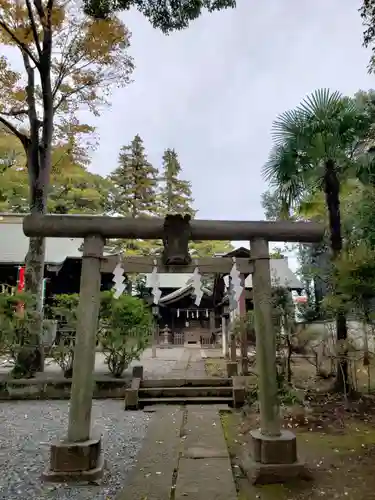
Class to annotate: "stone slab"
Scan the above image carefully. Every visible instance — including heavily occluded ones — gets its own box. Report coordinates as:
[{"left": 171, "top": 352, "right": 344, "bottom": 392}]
[
  {"left": 116, "top": 407, "right": 183, "bottom": 500},
  {"left": 175, "top": 457, "right": 237, "bottom": 500},
  {"left": 182, "top": 408, "right": 228, "bottom": 458}
]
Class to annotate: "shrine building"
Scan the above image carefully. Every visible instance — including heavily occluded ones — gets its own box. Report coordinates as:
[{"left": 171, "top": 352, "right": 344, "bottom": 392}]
[{"left": 144, "top": 247, "right": 303, "bottom": 346}]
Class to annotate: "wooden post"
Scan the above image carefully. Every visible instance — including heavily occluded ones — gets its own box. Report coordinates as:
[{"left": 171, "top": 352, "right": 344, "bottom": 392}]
[
  {"left": 67, "top": 235, "right": 104, "bottom": 443},
  {"left": 240, "top": 322, "right": 248, "bottom": 375},
  {"left": 152, "top": 324, "right": 158, "bottom": 358},
  {"left": 250, "top": 238, "right": 280, "bottom": 437},
  {"left": 230, "top": 317, "right": 237, "bottom": 362},
  {"left": 239, "top": 274, "right": 248, "bottom": 375},
  {"left": 222, "top": 316, "right": 228, "bottom": 357},
  {"left": 209, "top": 310, "right": 215, "bottom": 333}
]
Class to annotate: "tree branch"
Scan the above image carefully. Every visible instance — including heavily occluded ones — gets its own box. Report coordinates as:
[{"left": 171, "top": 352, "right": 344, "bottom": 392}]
[
  {"left": 1, "top": 110, "right": 29, "bottom": 118},
  {"left": 52, "top": 84, "right": 92, "bottom": 115},
  {"left": 25, "top": 0, "right": 42, "bottom": 59},
  {"left": 0, "top": 20, "right": 39, "bottom": 67},
  {"left": 0, "top": 115, "right": 29, "bottom": 147}
]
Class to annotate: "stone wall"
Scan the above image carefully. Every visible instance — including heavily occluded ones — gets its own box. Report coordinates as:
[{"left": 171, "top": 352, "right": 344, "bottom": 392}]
[{"left": 300, "top": 320, "right": 375, "bottom": 356}]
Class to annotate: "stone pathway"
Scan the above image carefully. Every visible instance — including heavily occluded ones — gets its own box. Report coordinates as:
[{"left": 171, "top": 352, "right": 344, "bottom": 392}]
[
  {"left": 116, "top": 406, "right": 237, "bottom": 500},
  {"left": 168, "top": 347, "right": 207, "bottom": 379},
  {"left": 116, "top": 348, "right": 237, "bottom": 499}
]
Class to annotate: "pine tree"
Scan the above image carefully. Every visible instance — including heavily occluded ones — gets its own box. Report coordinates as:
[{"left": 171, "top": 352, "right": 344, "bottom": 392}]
[
  {"left": 157, "top": 147, "right": 233, "bottom": 258},
  {"left": 108, "top": 134, "right": 160, "bottom": 261},
  {"left": 158, "top": 148, "right": 195, "bottom": 216},
  {"left": 109, "top": 134, "right": 158, "bottom": 217}
]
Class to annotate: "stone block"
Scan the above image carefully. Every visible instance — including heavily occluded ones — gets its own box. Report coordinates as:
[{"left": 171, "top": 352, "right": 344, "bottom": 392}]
[
  {"left": 226, "top": 361, "right": 238, "bottom": 377},
  {"left": 241, "top": 430, "right": 312, "bottom": 485},
  {"left": 43, "top": 437, "right": 104, "bottom": 482},
  {"left": 232, "top": 376, "right": 246, "bottom": 408},
  {"left": 124, "top": 387, "right": 139, "bottom": 410},
  {"left": 132, "top": 365, "right": 143, "bottom": 379},
  {"left": 251, "top": 429, "right": 297, "bottom": 464}
]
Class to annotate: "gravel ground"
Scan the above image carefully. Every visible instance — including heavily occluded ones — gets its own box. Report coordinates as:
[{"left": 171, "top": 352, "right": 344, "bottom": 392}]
[
  {"left": 0, "top": 401, "right": 151, "bottom": 500},
  {"left": 0, "top": 347, "right": 186, "bottom": 379}
]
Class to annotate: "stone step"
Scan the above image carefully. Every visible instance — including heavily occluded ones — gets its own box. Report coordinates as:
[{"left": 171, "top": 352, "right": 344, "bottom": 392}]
[
  {"left": 141, "top": 378, "right": 232, "bottom": 388},
  {"left": 139, "top": 386, "right": 232, "bottom": 398},
  {"left": 138, "top": 396, "right": 233, "bottom": 406}
]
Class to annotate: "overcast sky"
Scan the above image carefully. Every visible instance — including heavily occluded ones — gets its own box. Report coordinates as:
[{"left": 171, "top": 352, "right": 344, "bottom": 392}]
[{"left": 91, "top": 0, "right": 373, "bottom": 225}]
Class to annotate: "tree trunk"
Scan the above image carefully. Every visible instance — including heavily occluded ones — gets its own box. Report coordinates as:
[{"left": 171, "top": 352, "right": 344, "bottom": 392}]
[
  {"left": 14, "top": 19, "right": 54, "bottom": 377},
  {"left": 13, "top": 169, "right": 47, "bottom": 377},
  {"left": 323, "top": 159, "right": 349, "bottom": 393}
]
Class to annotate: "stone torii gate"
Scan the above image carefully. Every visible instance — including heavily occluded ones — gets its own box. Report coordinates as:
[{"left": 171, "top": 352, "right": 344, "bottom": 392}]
[{"left": 23, "top": 214, "right": 323, "bottom": 483}]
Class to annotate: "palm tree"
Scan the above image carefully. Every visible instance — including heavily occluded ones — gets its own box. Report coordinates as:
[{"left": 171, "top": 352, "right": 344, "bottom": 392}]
[{"left": 263, "top": 89, "right": 372, "bottom": 393}]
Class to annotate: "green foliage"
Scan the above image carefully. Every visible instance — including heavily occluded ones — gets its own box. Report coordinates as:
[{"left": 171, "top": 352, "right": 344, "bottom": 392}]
[
  {"left": 0, "top": 124, "right": 113, "bottom": 214},
  {"left": 262, "top": 88, "right": 375, "bottom": 393},
  {"left": 109, "top": 135, "right": 159, "bottom": 217},
  {"left": 232, "top": 311, "right": 255, "bottom": 343},
  {"left": 47, "top": 294, "right": 80, "bottom": 377},
  {"left": 190, "top": 240, "right": 234, "bottom": 257},
  {"left": 44, "top": 292, "right": 153, "bottom": 377},
  {"left": 49, "top": 294, "right": 79, "bottom": 326},
  {"left": 361, "top": 1, "right": 375, "bottom": 71},
  {"left": 261, "top": 189, "right": 290, "bottom": 220},
  {"left": 0, "top": 292, "right": 40, "bottom": 378},
  {"left": 83, "top": 0, "right": 236, "bottom": 33},
  {"left": 332, "top": 244, "right": 375, "bottom": 314},
  {"left": 108, "top": 134, "right": 160, "bottom": 254},
  {"left": 263, "top": 89, "right": 369, "bottom": 212},
  {"left": 269, "top": 247, "right": 285, "bottom": 259},
  {"left": 99, "top": 292, "right": 153, "bottom": 377},
  {"left": 158, "top": 148, "right": 195, "bottom": 216}
]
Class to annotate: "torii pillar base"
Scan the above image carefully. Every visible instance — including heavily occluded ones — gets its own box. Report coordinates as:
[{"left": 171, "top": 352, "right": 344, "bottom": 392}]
[
  {"left": 242, "top": 430, "right": 312, "bottom": 485},
  {"left": 42, "top": 437, "right": 104, "bottom": 483}
]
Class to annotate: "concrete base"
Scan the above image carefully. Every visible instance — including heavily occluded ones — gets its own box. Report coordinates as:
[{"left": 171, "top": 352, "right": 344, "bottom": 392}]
[
  {"left": 42, "top": 437, "right": 104, "bottom": 482},
  {"left": 241, "top": 430, "right": 312, "bottom": 485}
]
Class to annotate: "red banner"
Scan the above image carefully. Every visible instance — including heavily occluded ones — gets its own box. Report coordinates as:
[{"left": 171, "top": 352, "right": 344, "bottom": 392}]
[
  {"left": 17, "top": 266, "right": 25, "bottom": 314},
  {"left": 17, "top": 266, "right": 25, "bottom": 292}
]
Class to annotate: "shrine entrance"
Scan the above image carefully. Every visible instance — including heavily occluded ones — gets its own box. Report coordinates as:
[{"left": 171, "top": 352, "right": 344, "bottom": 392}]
[{"left": 23, "top": 213, "right": 323, "bottom": 482}]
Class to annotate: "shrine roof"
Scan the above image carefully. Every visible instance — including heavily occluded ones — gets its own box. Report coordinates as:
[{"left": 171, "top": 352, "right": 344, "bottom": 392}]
[
  {"left": 246, "top": 258, "right": 302, "bottom": 289},
  {"left": 0, "top": 214, "right": 114, "bottom": 265}
]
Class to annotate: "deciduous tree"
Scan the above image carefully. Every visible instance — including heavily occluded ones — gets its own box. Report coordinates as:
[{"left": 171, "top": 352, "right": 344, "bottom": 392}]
[
  {"left": 83, "top": 0, "right": 236, "bottom": 33},
  {"left": 361, "top": 0, "right": 375, "bottom": 71},
  {"left": 0, "top": 0, "right": 133, "bottom": 374},
  {"left": 0, "top": 123, "right": 110, "bottom": 214}
]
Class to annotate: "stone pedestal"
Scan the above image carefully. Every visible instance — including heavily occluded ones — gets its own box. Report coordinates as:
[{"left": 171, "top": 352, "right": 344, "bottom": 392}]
[
  {"left": 226, "top": 361, "right": 238, "bottom": 377},
  {"left": 242, "top": 430, "right": 311, "bottom": 485},
  {"left": 42, "top": 437, "right": 104, "bottom": 482}
]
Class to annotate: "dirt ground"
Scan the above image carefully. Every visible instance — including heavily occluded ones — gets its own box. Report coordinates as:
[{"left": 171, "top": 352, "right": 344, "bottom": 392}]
[
  {"left": 205, "top": 355, "right": 375, "bottom": 394},
  {"left": 206, "top": 356, "right": 375, "bottom": 499},
  {"left": 221, "top": 394, "right": 375, "bottom": 500}
]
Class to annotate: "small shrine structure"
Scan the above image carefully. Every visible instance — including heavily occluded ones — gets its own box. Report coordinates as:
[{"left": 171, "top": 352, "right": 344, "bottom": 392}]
[{"left": 144, "top": 272, "right": 216, "bottom": 345}]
